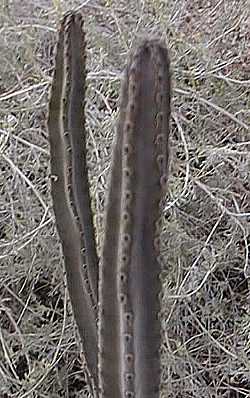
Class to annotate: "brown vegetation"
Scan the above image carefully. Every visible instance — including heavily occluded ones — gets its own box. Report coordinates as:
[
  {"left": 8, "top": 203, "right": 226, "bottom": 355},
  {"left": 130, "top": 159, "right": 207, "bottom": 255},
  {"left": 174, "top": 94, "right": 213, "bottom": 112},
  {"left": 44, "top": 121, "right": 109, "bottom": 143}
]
[{"left": 0, "top": 1, "right": 249, "bottom": 397}]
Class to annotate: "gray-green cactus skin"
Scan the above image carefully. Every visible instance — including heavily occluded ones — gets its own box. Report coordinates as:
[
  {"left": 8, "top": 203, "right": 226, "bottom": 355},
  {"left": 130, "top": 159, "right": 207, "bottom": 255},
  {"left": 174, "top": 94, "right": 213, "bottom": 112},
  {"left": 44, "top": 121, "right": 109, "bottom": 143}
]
[
  {"left": 47, "top": 12, "right": 98, "bottom": 388},
  {"left": 48, "top": 11, "right": 171, "bottom": 398}
]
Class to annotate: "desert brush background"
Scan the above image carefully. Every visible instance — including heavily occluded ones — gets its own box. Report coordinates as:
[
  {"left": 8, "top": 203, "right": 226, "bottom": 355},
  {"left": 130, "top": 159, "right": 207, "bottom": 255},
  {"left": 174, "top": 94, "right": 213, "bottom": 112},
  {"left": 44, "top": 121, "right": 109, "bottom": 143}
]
[{"left": 0, "top": 0, "right": 249, "bottom": 397}]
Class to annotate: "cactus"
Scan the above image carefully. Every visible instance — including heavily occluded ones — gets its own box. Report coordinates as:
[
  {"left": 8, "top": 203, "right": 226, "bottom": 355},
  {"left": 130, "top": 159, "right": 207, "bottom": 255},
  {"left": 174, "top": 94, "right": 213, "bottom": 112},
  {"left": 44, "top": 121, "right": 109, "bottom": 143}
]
[
  {"left": 48, "top": 11, "right": 171, "bottom": 398},
  {"left": 47, "top": 12, "right": 98, "bottom": 388}
]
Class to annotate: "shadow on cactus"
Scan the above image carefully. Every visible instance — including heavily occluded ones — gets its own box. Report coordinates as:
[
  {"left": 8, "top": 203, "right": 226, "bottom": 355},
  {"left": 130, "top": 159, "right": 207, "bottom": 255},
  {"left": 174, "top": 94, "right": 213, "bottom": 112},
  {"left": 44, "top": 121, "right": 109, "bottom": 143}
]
[{"left": 47, "top": 10, "right": 171, "bottom": 398}]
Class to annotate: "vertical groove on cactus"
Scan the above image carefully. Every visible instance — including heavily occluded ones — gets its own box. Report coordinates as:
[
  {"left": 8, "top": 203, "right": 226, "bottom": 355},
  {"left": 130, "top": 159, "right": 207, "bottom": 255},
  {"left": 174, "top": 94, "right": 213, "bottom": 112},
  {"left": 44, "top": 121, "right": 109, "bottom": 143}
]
[{"left": 47, "top": 12, "right": 98, "bottom": 389}]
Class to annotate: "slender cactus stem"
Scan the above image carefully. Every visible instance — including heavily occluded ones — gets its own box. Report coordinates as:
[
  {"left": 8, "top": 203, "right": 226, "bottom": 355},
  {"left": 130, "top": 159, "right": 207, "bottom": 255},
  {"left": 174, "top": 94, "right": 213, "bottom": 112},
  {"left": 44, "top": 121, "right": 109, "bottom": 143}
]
[
  {"left": 99, "top": 40, "right": 171, "bottom": 398},
  {"left": 98, "top": 64, "right": 129, "bottom": 398},
  {"left": 64, "top": 13, "right": 99, "bottom": 306},
  {"left": 47, "top": 12, "right": 98, "bottom": 390}
]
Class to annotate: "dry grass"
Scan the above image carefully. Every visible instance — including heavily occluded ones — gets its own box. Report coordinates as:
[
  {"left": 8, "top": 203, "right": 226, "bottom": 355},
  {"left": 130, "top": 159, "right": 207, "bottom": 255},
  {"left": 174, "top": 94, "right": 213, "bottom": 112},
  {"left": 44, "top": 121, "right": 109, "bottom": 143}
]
[{"left": 0, "top": 0, "right": 249, "bottom": 397}]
